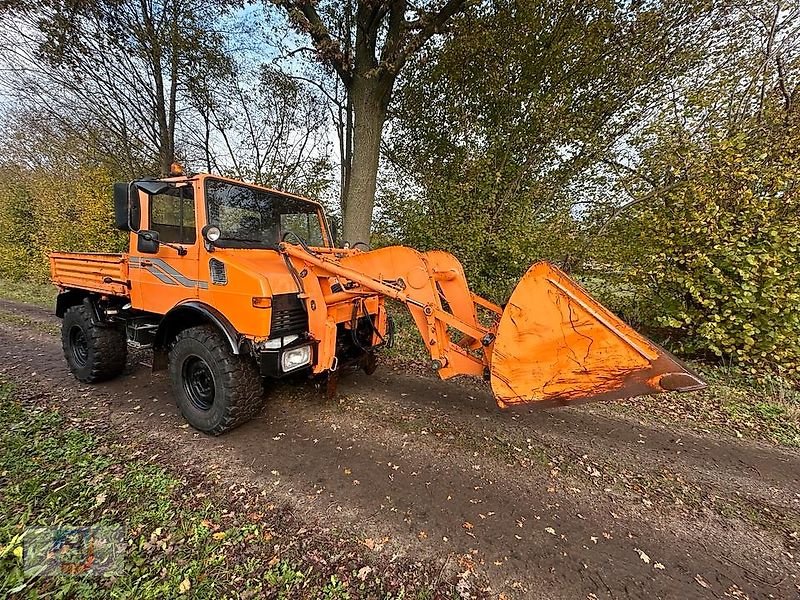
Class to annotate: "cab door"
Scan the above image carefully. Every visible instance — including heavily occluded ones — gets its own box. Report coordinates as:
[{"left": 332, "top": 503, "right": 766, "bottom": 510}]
[{"left": 130, "top": 183, "right": 204, "bottom": 314}]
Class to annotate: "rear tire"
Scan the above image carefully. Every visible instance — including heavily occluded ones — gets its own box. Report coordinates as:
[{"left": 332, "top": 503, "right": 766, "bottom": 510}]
[
  {"left": 168, "top": 325, "right": 264, "bottom": 435},
  {"left": 61, "top": 304, "right": 127, "bottom": 383}
]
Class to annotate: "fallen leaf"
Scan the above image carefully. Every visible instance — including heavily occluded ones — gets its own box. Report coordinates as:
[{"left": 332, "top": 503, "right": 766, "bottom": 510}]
[
  {"left": 654, "top": 563, "right": 665, "bottom": 570},
  {"left": 178, "top": 578, "right": 191, "bottom": 594},
  {"left": 695, "top": 574, "right": 710, "bottom": 589},
  {"left": 357, "top": 566, "right": 372, "bottom": 580},
  {"left": 212, "top": 532, "right": 225, "bottom": 541},
  {"left": 545, "top": 527, "right": 556, "bottom": 536},
  {"left": 363, "top": 538, "right": 375, "bottom": 550},
  {"left": 634, "top": 548, "right": 651, "bottom": 564},
  {"left": 463, "top": 521, "right": 474, "bottom": 531}
]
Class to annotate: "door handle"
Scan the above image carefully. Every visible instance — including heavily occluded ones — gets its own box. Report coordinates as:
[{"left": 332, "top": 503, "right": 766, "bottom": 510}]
[{"left": 140, "top": 259, "right": 153, "bottom": 267}]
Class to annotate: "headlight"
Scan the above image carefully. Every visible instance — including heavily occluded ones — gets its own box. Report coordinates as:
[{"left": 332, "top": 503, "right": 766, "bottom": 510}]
[
  {"left": 260, "top": 334, "right": 299, "bottom": 350},
  {"left": 281, "top": 344, "right": 312, "bottom": 372}
]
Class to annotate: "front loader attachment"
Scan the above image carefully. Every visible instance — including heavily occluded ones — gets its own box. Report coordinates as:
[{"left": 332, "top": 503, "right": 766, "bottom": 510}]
[
  {"left": 278, "top": 243, "right": 704, "bottom": 410},
  {"left": 489, "top": 262, "right": 706, "bottom": 408}
]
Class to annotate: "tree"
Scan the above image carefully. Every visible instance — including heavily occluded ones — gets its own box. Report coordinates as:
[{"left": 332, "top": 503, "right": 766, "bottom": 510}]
[
  {"left": 184, "top": 64, "right": 332, "bottom": 197},
  {"left": 598, "top": 1, "right": 800, "bottom": 375},
  {"left": 0, "top": 0, "right": 234, "bottom": 176},
  {"left": 378, "top": 0, "right": 710, "bottom": 299},
  {"left": 271, "top": 0, "right": 472, "bottom": 244},
  {"left": 0, "top": 115, "right": 126, "bottom": 280}
]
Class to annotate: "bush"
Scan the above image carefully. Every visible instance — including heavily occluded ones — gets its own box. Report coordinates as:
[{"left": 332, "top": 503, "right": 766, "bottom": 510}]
[
  {"left": 629, "top": 114, "right": 800, "bottom": 377},
  {"left": 0, "top": 164, "right": 126, "bottom": 281}
]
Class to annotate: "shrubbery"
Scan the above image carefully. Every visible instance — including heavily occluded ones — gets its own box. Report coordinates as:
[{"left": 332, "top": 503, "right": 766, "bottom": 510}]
[
  {"left": 0, "top": 163, "right": 125, "bottom": 281},
  {"left": 625, "top": 112, "right": 800, "bottom": 377}
]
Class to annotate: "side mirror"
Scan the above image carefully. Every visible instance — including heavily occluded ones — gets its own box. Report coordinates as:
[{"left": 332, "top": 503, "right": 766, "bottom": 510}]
[
  {"left": 113, "top": 182, "right": 141, "bottom": 231},
  {"left": 137, "top": 230, "right": 160, "bottom": 254}
]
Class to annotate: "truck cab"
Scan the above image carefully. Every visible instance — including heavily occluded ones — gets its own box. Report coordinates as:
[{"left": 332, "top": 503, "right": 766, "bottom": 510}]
[{"left": 51, "top": 172, "right": 388, "bottom": 435}]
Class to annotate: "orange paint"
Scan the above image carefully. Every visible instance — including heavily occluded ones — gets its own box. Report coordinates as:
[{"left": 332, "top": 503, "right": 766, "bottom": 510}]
[{"left": 489, "top": 263, "right": 705, "bottom": 407}]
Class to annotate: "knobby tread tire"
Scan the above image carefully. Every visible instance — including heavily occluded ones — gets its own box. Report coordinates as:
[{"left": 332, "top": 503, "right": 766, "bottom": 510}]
[
  {"left": 61, "top": 304, "right": 127, "bottom": 383},
  {"left": 168, "top": 325, "right": 264, "bottom": 436}
]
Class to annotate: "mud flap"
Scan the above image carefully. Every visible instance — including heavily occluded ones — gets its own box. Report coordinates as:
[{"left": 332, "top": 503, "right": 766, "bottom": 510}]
[{"left": 490, "top": 262, "right": 706, "bottom": 408}]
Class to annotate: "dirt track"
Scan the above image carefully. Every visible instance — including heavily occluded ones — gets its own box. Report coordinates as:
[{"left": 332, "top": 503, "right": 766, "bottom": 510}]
[{"left": 1, "top": 298, "right": 798, "bottom": 599}]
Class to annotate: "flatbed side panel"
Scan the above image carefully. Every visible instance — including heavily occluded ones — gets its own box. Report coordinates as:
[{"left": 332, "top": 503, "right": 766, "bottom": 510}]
[{"left": 49, "top": 252, "right": 130, "bottom": 297}]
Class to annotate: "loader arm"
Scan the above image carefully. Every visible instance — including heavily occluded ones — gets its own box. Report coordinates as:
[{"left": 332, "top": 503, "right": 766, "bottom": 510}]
[{"left": 279, "top": 243, "right": 706, "bottom": 408}]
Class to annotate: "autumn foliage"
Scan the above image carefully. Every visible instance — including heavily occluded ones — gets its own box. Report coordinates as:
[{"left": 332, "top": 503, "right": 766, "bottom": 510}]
[
  {"left": 628, "top": 110, "right": 800, "bottom": 376},
  {"left": 0, "top": 163, "right": 125, "bottom": 281}
]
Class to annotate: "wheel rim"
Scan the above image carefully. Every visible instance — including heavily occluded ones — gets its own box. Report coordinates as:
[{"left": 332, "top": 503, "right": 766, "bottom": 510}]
[
  {"left": 182, "top": 355, "right": 215, "bottom": 411},
  {"left": 69, "top": 325, "right": 89, "bottom": 367}
]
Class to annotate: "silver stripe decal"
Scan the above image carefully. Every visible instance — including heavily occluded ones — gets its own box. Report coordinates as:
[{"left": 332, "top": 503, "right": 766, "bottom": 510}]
[
  {"left": 143, "top": 266, "right": 178, "bottom": 285},
  {"left": 149, "top": 258, "right": 209, "bottom": 289},
  {"left": 128, "top": 256, "right": 208, "bottom": 289}
]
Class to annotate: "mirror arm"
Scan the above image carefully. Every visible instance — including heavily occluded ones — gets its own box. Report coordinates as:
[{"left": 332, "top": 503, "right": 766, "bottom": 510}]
[
  {"left": 139, "top": 231, "right": 187, "bottom": 256},
  {"left": 159, "top": 240, "right": 188, "bottom": 256}
]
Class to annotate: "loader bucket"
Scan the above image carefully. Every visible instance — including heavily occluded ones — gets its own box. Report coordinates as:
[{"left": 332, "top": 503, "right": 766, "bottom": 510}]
[{"left": 490, "top": 262, "right": 705, "bottom": 408}]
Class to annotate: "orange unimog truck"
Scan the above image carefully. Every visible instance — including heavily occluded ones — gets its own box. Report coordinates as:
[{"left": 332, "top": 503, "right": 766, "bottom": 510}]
[{"left": 50, "top": 171, "right": 705, "bottom": 434}]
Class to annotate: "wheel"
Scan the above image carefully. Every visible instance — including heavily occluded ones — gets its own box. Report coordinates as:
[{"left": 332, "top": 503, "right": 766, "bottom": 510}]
[
  {"left": 61, "top": 304, "right": 127, "bottom": 383},
  {"left": 168, "top": 325, "right": 264, "bottom": 435}
]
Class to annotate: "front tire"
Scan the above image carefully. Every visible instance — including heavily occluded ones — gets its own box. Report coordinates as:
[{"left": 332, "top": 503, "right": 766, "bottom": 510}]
[
  {"left": 168, "top": 325, "right": 264, "bottom": 435},
  {"left": 61, "top": 304, "right": 127, "bottom": 383}
]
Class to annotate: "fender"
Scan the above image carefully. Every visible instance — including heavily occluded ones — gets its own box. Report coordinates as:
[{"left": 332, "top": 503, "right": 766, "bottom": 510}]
[
  {"left": 154, "top": 301, "right": 242, "bottom": 356},
  {"left": 55, "top": 289, "right": 91, "bottom": 318}
]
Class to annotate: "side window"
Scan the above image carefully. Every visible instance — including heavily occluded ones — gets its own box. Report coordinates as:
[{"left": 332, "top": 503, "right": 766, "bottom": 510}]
[{"left": 150, "top": 190, "right": 196, "bottom": 244}]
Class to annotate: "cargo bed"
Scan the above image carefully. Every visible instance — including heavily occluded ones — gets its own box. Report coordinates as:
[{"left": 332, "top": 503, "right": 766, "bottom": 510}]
[{"left": 49, "top": 252, "right": 129, "bottom": 297}]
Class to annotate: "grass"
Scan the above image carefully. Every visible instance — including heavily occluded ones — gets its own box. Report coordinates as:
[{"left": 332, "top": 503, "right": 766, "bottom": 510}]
[
  {"left": 612, "top": 363, "right": 800, "bottom": 447},
  {"left": 0, "top": 380, "right": 456, "bottom": 599},
  {"left": 2, "top": 273, "right": 797, "bottom": 449},
  {"left": 0, "top": 278, "right": 57, "bottom": 308},
  {"left": 0, "top": 308, "right": 59, "bottom": 335}
]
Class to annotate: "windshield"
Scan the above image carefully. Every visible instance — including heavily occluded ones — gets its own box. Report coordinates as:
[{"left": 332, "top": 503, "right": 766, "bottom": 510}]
[{"left": 205, "top": 179, "right": 326, "bottom": 248}]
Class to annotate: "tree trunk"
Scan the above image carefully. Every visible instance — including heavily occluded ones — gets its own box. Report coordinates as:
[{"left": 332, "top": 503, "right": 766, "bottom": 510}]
[{"left": 342, "top": 75, "right": 390, "bottom": 244}]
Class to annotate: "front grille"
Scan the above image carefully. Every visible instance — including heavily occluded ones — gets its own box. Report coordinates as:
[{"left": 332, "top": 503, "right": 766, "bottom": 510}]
[{"left": 270, "top": 294, "right": 308, "bottom": 336}]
